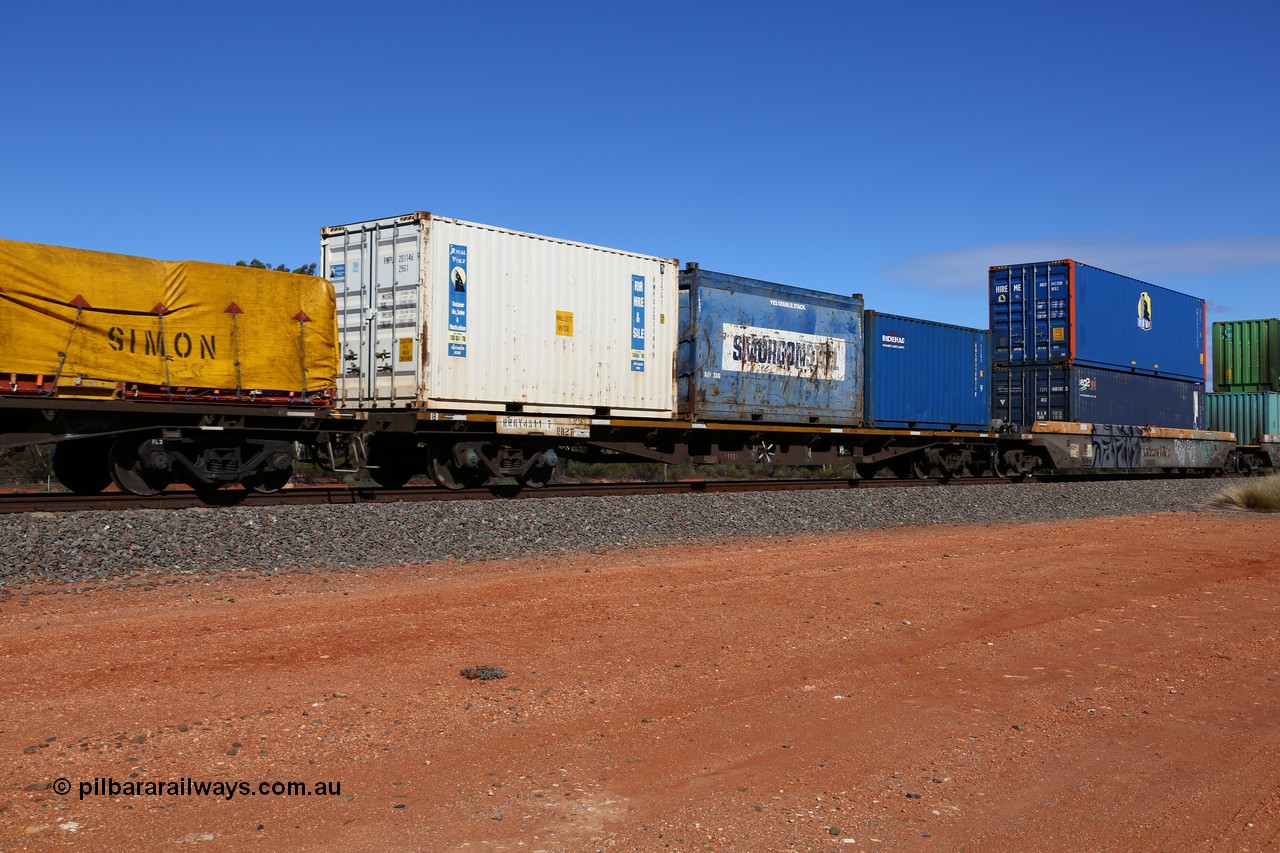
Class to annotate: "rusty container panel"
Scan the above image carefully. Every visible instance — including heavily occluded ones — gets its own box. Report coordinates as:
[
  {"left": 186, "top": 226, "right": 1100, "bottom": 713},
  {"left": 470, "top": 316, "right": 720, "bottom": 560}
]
[
  {"left": 321, "top": 212, "right": 679, "bottom": 416},
  {"left": 863, "top": 311, "right": 990, "bottom": 430},
  {"left": 678, "top": 265, "right": 864, "bottom": 424}
]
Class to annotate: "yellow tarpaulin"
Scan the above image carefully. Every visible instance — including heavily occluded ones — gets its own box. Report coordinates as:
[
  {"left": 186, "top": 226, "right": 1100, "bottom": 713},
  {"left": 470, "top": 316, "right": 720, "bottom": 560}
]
[{"left": 0, "top": 239, "right": 337, "bottom": 395}]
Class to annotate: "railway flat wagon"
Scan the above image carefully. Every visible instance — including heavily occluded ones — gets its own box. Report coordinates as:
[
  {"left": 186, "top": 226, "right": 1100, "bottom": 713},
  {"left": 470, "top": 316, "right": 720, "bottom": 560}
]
[
  {"left": 0, "top": 239, "right": 339, "bottom": 494},
  {"left": 1023, "top": 422, "right": 1234, "bottom": 472}
]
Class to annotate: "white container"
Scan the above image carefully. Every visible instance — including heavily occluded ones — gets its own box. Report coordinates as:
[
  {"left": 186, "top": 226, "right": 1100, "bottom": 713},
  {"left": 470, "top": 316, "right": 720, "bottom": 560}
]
[{"left": 320, "top": 212, "right": 679, "bottom": 416}]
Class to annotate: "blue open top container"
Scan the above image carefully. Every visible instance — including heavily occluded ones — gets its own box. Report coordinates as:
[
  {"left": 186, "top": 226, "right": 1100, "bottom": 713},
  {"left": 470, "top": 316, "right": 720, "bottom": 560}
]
[{"left": 678, "top": 265, "right": 864, "bottom": 424}]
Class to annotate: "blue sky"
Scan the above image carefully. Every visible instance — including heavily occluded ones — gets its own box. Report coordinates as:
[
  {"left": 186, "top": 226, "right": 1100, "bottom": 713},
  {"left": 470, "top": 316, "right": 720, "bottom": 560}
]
[{"left": 3, "top": 1, "right": 1277, "bottom": 331}]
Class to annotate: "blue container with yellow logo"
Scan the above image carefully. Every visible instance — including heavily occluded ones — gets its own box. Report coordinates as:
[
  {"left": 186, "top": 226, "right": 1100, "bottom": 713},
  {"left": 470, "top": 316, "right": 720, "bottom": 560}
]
[{"left": 990, "top": 260, "right": 1206, "bottom": 383}]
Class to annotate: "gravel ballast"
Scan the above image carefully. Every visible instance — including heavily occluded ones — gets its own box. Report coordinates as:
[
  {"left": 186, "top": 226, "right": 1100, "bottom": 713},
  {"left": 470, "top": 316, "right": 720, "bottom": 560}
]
[{"left": 0, "top": 479, "right": 1239, "bottom": 589}]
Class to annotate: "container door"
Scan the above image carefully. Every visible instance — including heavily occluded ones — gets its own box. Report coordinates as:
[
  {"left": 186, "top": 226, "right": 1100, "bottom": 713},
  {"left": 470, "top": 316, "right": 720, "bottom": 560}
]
[
  {"left": 991, "top": 262, "right": 1071, "bottom": 366},
  {"left": 1041, "top": 266, "right": 1071, "bottom": 363},
  {"left": 323, "top": 219, "right": 422, "bottom": 406},
  {"left": 1214, "top": 319, "right": 1280, "bottom": 392},
  {"left": 993, "top": 366, "right": 1069, "bottom": 431},
  {"left": 990, "top": 267, "right": 1022, "bottom": 365},
  {"left": 1031, "top": 366, "right": 1069, "bottom": 423}
]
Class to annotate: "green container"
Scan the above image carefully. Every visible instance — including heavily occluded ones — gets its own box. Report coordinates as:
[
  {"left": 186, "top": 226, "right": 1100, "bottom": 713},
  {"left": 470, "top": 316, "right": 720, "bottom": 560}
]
[
  {"left": 1206, "top": 391, "right": 1280, "bottom": 446},
  {"left": 1213, "top": 318, "right": 1280, "bottom": 391}
]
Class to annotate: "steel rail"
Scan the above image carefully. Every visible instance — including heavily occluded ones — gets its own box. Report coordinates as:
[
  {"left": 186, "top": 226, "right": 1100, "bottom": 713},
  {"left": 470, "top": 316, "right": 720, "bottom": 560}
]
[{"left": 0, "top": 471, "right": 1233, "bottom": 514}]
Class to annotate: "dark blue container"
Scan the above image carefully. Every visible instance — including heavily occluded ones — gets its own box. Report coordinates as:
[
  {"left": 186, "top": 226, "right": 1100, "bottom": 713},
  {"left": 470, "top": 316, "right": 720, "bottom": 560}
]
[
  {"left": 993, "top": 364, "right": 1205, "bottom": 431},
  {"left": 678, "top": 264, "right": 864, "bottom": 424},
  {"left": 863, "top": 311, "right": 990, "bottom": 430},
  {"left": 990, "top": 260, "right": 1206, "bottom": 382}
]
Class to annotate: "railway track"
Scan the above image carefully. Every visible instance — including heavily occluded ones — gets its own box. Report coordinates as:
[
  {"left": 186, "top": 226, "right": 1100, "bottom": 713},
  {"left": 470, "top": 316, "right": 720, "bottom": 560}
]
[{"left": 0, "top": 471, "right": 1231, "bottom": 514}]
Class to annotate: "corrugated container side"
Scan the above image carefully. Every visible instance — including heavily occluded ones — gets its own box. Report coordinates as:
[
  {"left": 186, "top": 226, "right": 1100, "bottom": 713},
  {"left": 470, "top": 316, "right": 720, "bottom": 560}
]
[
  {"left": 990, "top": 260, "right": 1206, "bottom": 381},
  {"left": 863, "top": 311, "right": 990, "bottom": 430},
  {"left": 1213, "top": 319, "right": 1280, "bottom": 391},
  {"left": 0, "top": 239, "right": 337, "bottom": 402},
  {"left": 321, "top": 212, "right": 679, "bottom": 416},
  {"left": 993, "top": 364, "right": 1205, "bottom": 431},
  {"left": 1206, "top": 391, "right": 1280, "bottom": 446},
  {"left": 678, "top": 266, "right": 863, "bottom": 424}
]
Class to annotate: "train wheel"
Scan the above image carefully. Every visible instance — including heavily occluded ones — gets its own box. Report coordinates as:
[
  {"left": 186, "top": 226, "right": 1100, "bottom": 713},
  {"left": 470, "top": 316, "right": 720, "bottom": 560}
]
[
  {"left": 1231, "top": 451, "right": 1255, "bottom": 475},
  {"left": 366, "top": 436, "right": 417, "bottom": 488},
  {"left": 518, "top": 471, "right": 552, "bottom": 489},
  {"left": 890, "top": 456, "right": 930, "bottom": 479},
  {"left": 243, "top": 467, "right": 293, "bottom": 494},
  {"left": 108, "top": 438, "right": 171, "bottom": 496},
  {"left": 516, "top": 450, "right": 558, "bottom": 490},
  {"left": 51, "top": 440, "right": 112, "bottom": 495},
  {"left": 369, "top": 464, "right": 414, "bottom": 488},
  {"left": 518, "top": 465, "right": 554, "bottom": 489},
  {"left": 426, "top": 446, "right": 487, "bottom": 490},
  {"left": 855, "top": 463, "right": 880, "bottom": 480}
]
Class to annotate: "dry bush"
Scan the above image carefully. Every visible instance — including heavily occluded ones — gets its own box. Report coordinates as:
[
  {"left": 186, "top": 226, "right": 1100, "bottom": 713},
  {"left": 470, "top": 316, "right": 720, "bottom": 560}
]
[{"left": 1211, "top": 474, "right": 1280, "bottom": 513}]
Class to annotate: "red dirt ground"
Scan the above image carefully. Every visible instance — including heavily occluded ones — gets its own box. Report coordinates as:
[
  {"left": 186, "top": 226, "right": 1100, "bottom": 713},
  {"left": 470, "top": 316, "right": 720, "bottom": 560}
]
[{"left": 1, "top": 511, "right": 1278, "bottom": 851}]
